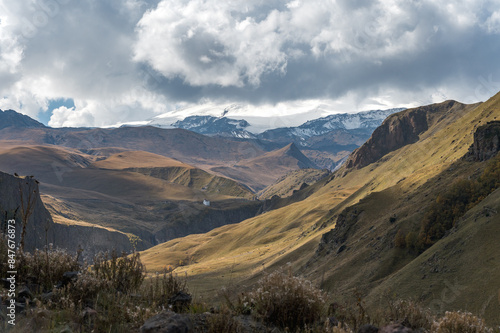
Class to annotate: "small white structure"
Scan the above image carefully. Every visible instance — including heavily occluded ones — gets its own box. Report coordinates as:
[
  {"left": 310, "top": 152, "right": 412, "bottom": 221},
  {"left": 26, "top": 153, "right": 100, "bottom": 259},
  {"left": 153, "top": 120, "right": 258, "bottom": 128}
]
[{"left": 203, "top": 199, "right": 210, "bottom": 206}]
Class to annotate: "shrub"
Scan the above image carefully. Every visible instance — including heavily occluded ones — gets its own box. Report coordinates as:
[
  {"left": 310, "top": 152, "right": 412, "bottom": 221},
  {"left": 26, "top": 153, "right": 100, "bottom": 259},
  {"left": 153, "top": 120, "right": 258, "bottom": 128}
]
[
  {"left": 142, "top": 270, "right": 189, "bottom": 306},
  {"left": 92, "top": 250, "right": 145, "bottom": 294},
  {"left": 405, "top": 231, "right": 420, "bottom": 253},
  {"left": 388, "top": 299, "right": 433, "bottom": 330},
  {"left": 61, "top": 271, "right": 112, "bottom": 307},
  {"left": 207, "top": 309, "right": 244, "bottom": 333},
  {"left": 17, "top": 246, "right": 80, "bottom": 291},
  {"left": 431, "top": 311, "right": 493, "bottom": 333},
  {"left": 248, "top": 268, "right": 326, "bottom": 330},
  {"left": 418, "top": 153, "right": 500, "bottom": 251},
  {"left": 219, "top": 287, "right": 252, "bottom": 315},
  {"left": 394, "top": 229, "right": 407, "bottom": 248}
]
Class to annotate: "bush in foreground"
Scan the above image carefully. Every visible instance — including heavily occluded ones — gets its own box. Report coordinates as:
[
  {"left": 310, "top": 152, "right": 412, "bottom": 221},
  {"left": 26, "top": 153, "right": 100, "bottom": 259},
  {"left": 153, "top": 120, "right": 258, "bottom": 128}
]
[
  {"left": 247, "top": 268, "right": 326, "bottom": 330},
  {"left": 431, "top": 311, "right": 493, "bottom": 333}
]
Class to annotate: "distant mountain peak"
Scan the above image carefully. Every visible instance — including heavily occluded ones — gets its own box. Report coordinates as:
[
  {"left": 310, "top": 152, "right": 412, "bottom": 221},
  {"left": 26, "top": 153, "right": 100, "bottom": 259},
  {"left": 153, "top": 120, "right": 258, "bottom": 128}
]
[
  {"left": 171, "top": 115, "right": 255, "bottom": 139},
  {"left": 278, "top": 142, "right": 319, "bottom": 169},
  {"left": 0, "top": 109, "right": 46, "bottom": 130}
]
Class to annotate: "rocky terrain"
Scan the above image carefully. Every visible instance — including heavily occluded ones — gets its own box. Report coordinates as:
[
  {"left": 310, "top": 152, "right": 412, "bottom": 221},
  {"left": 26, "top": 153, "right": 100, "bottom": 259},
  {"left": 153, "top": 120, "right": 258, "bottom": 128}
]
[
  {"left": 344, "top": 101, "right": 474, "bottom": 169},
  {"left": 465, "top": 120, "right": 500, "bottom": 161}
]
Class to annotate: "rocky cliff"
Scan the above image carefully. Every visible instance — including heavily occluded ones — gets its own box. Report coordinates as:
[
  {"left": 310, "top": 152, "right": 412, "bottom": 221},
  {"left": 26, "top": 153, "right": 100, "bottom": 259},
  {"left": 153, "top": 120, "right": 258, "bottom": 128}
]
[
  {"left": 344, "top": 101, "right": 466, "bottom": 170},
  {"left": 465, "top": 121, "right": 500, "bottom": 161},
  {"left": 0, "top": 171, "right": 142, "bottom": 258},
  {"left": 0, "top": 172, "right": 54, "bottom": 250}
]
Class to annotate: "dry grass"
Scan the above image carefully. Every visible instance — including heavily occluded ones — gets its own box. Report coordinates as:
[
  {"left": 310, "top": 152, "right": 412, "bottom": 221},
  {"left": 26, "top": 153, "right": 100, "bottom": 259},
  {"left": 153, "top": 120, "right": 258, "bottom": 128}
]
[
  {"left": 431, "top": 311, "right": 493, "bottom": 333},
  {"left": 246, "top": 268, "right": 326, "bottom": 330},
  {"left": 387, "top": 299, "right": 434, "bottom": 330},
  {"left": 0, "top": 244, "right": 191, "bottom": 332}
]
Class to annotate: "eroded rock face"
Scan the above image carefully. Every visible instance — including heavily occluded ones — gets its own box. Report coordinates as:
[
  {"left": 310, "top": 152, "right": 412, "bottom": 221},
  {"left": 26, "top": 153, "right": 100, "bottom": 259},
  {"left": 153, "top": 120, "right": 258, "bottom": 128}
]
[
  {"left": 344, "top": 108, "right": 429, "bottom": 170},
  {"left": 465, "top": 121, "right": 500, "bottom": 161},
  {"left": 344, "top": 100, "right": 466, "bottom": 170},
  {"left": 0, "top": 171, "right": 139, "bottom": 257},
  {"left": 316, "top": 206, "right": 362, "bottom": 255},
  {"left": 0, "top": 171, "right": 54, "bottom": 251}
]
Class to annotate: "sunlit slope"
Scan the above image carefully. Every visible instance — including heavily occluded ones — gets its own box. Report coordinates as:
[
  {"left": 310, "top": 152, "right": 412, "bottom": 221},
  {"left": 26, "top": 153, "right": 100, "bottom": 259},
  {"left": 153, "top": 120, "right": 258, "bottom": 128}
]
[
  {"left": 138, "top": 93, "right": 500, "bottom": 298},
  {"left": 92, "top": 151, "right": 254, "bottom": 198},
  {"left": 258, "top": 168, "right": 330, "bottom": 199},
  {"left": 92, "top": 150, "right": 191, "bottom": 169},
  {"left": 0, "top": 144, "right": 258, "bottom": 246}
]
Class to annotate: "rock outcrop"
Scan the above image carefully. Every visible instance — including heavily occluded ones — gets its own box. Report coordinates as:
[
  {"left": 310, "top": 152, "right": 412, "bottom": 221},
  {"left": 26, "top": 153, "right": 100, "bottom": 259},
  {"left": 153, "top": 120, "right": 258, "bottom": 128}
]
[
  {"left": 465, "top": 121, "right": 500, "bottom": 161},
  {"left": 0, "top": 171, "right": 141, "bottom": 257},
  {"left": 316, "top": 206, "right": 362, "bottom": 255},
  {"left": 344, "top": 101, "right": 465, "bottom": 170},
  {"left": 0, "top": 171, "right": 55, "bottom": 251},
  {"left": 344, "top": 108, "right": 428, "bottom": 169}
]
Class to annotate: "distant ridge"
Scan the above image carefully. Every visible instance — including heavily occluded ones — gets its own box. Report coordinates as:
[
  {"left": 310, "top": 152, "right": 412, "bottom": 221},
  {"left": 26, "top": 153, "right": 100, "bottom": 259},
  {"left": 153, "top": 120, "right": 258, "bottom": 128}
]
[
  {"left": 280, "top": 142, "right": 319, "bottom": 169},
  {"left": 0, "top": 109, "right": 46, "bottom": 129},
  {"left": 344, "top": 101, "right": 469, "bottom": 169}
]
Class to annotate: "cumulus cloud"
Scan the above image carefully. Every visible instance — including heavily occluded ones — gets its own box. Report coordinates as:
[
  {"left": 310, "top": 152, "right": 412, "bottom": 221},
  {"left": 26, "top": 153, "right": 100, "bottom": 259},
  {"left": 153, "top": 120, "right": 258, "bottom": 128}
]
[
  {"left": 134, "top": 0, "right": 289, "bottom": 87},
  {"left": 1, "top": 0, "right": 500, "bottom": 127},
  {"left": 133, "top": 0, "right": 500, "bottom": 103},
  {"left": 0, "top": 0, "right": 167, "bottom": 126}
]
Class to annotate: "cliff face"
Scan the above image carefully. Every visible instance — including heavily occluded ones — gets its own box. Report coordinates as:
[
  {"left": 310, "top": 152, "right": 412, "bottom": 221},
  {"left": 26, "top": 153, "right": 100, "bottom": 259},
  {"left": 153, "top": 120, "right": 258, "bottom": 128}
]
[
  {"left": 0, "top": 172, "right": 54, "bottom": 250},
  {"left": 465, "top": 121, "right": 500, "bottom": 161},
  {"left": 344, "top": 101, "right": 465, "bottom": 170},
  {"left": 0, "top": 171, "right": 140, "bottom": 258}
]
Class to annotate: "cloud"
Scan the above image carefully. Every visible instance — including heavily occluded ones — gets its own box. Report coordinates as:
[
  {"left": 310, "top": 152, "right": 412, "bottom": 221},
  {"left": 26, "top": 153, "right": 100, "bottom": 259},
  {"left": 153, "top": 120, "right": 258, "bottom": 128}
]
[
  {"left": 0, "top": 0, "right": 167, "bottom": 125},
  {"left": 133, "top": 0, "right": 289, "bottom": 87},
  {"left": 1, "top": 0, "right": 500, "bottom": 127},
  {"left": 129, "top": 0, "right": 500, "bottom": 112}
]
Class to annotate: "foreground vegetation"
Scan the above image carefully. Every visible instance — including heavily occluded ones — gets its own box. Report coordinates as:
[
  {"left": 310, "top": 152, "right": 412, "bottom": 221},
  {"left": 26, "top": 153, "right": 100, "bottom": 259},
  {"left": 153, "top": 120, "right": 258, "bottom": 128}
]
[
  {"left": 395, "top": 153, "right": 500, "bottom": 253},
  {"left": 0, "top": 242, "right": 189, "bottom": 332},
  {"left": 0, "top": 241, "right": 497, "bottom": 332}
]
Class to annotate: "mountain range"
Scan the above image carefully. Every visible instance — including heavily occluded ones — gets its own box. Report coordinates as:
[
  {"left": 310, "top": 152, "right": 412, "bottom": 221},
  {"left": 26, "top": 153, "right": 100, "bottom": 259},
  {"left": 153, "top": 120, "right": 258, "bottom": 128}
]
[
  {"left": 137, "top": 94, "right": 500, "bottom": 326},
  {"left": 158, "top": 107, "right": 405, "bottom": 169},
  {"left": 1, "top": 94, "right": 499, "bottom": 327}
]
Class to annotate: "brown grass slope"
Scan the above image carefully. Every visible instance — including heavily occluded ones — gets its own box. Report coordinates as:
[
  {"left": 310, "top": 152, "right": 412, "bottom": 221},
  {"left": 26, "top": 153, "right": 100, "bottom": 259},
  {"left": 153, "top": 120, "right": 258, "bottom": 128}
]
[
  {"left": 307, "top": 152, "right": 499, "bottom": 322},
  {"left": 0, "top": 144, "right": 262, "bottom": 249},
  {"left": 210, "top": 143, "right": 319, "bottom": 192},
  {"left": 0, "top": 126, "right": 266, "bottom": 166},
  {"left": 257, "top": 168, "right": 330, "bottom": 199},
  {"left": 368, "top": 187, "right": 500, "bottom": 325},
  {"left": 0, "top": 125, "right": 319, "bottom": 191},
  {"left": 92, "top": 150, "right": 254, "bottom": 198},
  {"left": 139, "top": 92, "right": 500, "bottom": 325}
]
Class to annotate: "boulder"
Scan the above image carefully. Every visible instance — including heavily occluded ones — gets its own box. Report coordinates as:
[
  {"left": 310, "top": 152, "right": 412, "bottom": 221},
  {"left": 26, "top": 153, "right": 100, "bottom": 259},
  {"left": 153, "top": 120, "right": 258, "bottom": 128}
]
[
  {"left": 140, "top": 311, "right": 192, "bottom": 333},
  {"left": 168, "top": 291, "right": 192, "bottom": 312},
  {"left": 380, "top": 323, "right": 413, "bottom": 333},
  {"left": 358, "top": 324, "right": 379, "bottom": 333}
]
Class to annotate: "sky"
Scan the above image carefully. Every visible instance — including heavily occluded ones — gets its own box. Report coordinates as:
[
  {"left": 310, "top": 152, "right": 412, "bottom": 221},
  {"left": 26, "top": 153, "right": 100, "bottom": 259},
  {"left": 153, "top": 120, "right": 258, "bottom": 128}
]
[{"left": 0, "top": 0, "right": 500, "bottom": 128}]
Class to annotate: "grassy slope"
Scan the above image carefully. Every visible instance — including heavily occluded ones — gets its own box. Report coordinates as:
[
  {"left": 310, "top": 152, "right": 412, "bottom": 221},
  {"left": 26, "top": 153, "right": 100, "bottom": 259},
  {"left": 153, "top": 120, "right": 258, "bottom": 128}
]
[
  {"left": 367, "top": 188, "right": 500, "bottom": 325},
  {"left": 139, "top": 93, "right": 500, "bottom": 323},
  {"left": 91, "top": 150, "right": 191, "bottom": 169},
  {"left": 209, "top": 143, "right": 318, "bottom": 192},
  {"left": 0, "top": 144, "right": 257, "bottom": 244},
  {"left": 258, "top": 168, "right": 330, "bottom": 199},
  {"left": 92, "top": 151, "right": 254, "bottom": 198}
]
